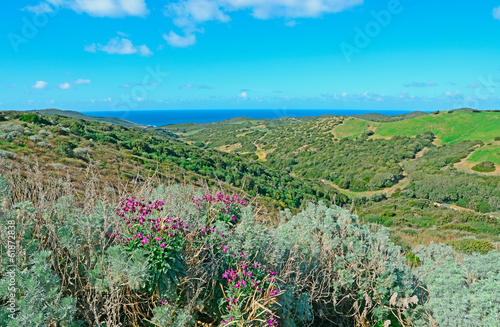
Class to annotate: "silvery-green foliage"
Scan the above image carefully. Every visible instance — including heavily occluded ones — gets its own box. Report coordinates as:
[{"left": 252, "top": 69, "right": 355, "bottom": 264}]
[
  {"left": 55, "top": 197, "right": 113, "bottom": 256},
  {"left": 0, "top": 175, "right": 10, "bottom": 202},
  {"left": 150, "top": 185, "right": 201, "bottom": 224},
  {"left": 151, "top": 303, "right": 195, "bottom": 327},
  {"left": 0, "top": 201, "right": 37, "bottom": 276},
  {"left": 276, "top": 286, "right": 312, "bottom": 327},
  {"left": 230, "top": 205, "right": 274, "bottom": 259},
  {"left": 414, "top": 244, "right": 500, "bottom": 327},
  {"left": 0, "top": 251, "right": 78, "bottom": 327},
  {"left": 270, "top": 202, "right": 419, "bottom": 324},
  {"left": 107, "top": 246, "right": 149, "bottom": 290}
]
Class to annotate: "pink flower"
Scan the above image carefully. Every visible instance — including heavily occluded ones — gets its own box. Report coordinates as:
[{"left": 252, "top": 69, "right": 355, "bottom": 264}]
[{"left": 141, "top": 238, "right": 148, "bottom": 245}]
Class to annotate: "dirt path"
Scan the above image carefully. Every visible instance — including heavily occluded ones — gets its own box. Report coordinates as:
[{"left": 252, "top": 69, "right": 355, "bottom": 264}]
[
  {"left": 253, "top": 134, "right": 275, "bottom": 161},
  {"left": 216, "top": 143, "right": 242, "bottom": 153},
  {"left": 322, "top": 176, "right": 410, "bottom": 198}
]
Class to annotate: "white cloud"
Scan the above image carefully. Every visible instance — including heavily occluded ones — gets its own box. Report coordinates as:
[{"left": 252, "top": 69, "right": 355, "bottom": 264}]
[
  {"left": 238, "top": 92, "right": 248, "bottom": 100},
  {"left": 164, "top": 0, "right": 230, "bottom": 29},
  {"left": 180, "top": 83, "right": 212, "bottom": 89},
  {"left": 138, "top": 44, "right": 153, "bottom": 56},
  {"left": 494, "top": 6, "right": 500, "bottom": 20},
  {"left": 100, "top": 37, "right": 136, "bottom": 54},
  {"left": 163, "top": 31, "right": 196, "bottom": 47},
  {"left": 403, "top": 81, "right": 437, "bottom": 88},
  {"left": 83, "top": 44, "right": 97, "bottom": 53},
  {"left": 59, "top": 82, "right": 71, "bottom": 90},
  {"left": 165, "top": 0, "right": 362, "bottom": 25},
  {"left": 163, "top": 0, "right": 362, "bottom": 46},
  {"left": 23, "top": 2, "right": 54, "bottom": 14},
  {"left": 44, "top": 0, "right": 148, "bottom": 17},
  {"left": 85, "top": 37, "right": 153, "bottom": 56},
  {"left": 33, "top": 81, "right": 48, "bottom": 89},
  {"left": 75, "top": 78, "right": 91, "bottom": 84},
  {"left": 116, "top": 31, "right": 130, "bottom": 37}
]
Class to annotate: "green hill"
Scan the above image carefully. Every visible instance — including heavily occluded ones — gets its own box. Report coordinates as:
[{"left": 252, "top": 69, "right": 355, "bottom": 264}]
[
  {"left": 0, "top": 111, "right": 347, "bottom": 213},
  {"left": 334, "top": 110, "right": 500, "bottom": 166},
  {"left": 30, "top": 108, "right": 148, "bottom": 129},
  {"left": 333, "top": 110, "right": 498, "bottom": 143}
]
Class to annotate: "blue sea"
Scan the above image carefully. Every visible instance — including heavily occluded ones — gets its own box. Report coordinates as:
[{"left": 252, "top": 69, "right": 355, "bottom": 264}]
[{"left": 83, "top": 109, "right": 421, "bottom": 127}]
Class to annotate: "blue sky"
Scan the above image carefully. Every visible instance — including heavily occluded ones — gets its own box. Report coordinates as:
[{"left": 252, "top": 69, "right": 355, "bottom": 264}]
[{"left": 1, "top": 0, "right": 500, "bottom": 112}]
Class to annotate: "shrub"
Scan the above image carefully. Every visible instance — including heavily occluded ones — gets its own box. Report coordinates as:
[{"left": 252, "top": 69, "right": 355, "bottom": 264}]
[
  {"left": 414, "top": 244, "right": 500, "bottom": 327},
  {"left": 471, "top": 161, "right": 496, "bottom": 173},
  {"left": 270, "top": 203, "right": 421, "bottom": 326},
  {"left": 0, "top": 251, "right": 77, "bottom": 327},
  {"left": 16, "top": 113, "right": 51, "bottom": 126},
  {"left": 114, "top": 197, "right": 188, "bottom": 299},
  {"left": 447, "top": 238, "right": 495, "bottom": 254},
  {"left": 73, "top": 147, "right": 92, "bottom": 157},
  {"left": 55, "top": 140, "right": 76, "bottom": 158}
]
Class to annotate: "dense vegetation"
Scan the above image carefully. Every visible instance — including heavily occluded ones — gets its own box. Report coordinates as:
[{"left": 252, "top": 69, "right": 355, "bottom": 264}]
[
  {"left": 0, "top": 109, "right": 499, "bottom": 326},
  {"left": 1, "top": 170, "right": 498, "bottom": 326},
  {"left": 0, "top": 112, "right": 348, "bottom": 211}
]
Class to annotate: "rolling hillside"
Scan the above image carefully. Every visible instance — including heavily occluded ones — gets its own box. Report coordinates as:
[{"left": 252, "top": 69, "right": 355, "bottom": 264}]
[
  {"left": 1, "top": 109, "right": 498, "bottom": 251},
  {"left": 0, "top": 111, "right": 347, "bottom": 214},
  {"left": 32, "top": 109, "right": 148, "bottom": 129}
]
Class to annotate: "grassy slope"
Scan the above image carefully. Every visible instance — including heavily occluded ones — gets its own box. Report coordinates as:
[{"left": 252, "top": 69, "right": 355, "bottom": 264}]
[
  {"left": 375, "top": 111, "right": 499, "bottom": 145},
  {"left": 32, "top": 109, "right": 148, "bottom": 129},
  {"left": 467, "top": 143, "right": 500, "bottom": 165},
  {"left": 332, "top": 111, "right": 500, "bottom": 165},
  {"left": 334, "top": 111, "right": 499, "bottom": 144},
  {"left": 333, "top": 118, "right": 377, "bottom": 139}
]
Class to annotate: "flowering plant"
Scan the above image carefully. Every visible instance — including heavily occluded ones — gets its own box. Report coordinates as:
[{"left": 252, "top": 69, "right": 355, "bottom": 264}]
[
  {"left": 219, "top": 254, "right": 282, "bottom": 326},
  {"left": 113, "top": 197, "right": 188, "bottom": 298},
  {"left": 193, "top": 193, "right": 247, "bottom": 226}
]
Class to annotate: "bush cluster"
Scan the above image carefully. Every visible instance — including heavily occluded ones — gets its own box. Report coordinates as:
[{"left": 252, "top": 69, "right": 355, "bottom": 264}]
[{"left": 1, "top": 171, "right": 499, "bottom": 326}]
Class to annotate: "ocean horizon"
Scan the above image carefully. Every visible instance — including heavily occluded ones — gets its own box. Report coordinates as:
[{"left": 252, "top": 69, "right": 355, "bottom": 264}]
[{"left": 82, "top": 109, "right": 425, "bottom": 127}]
